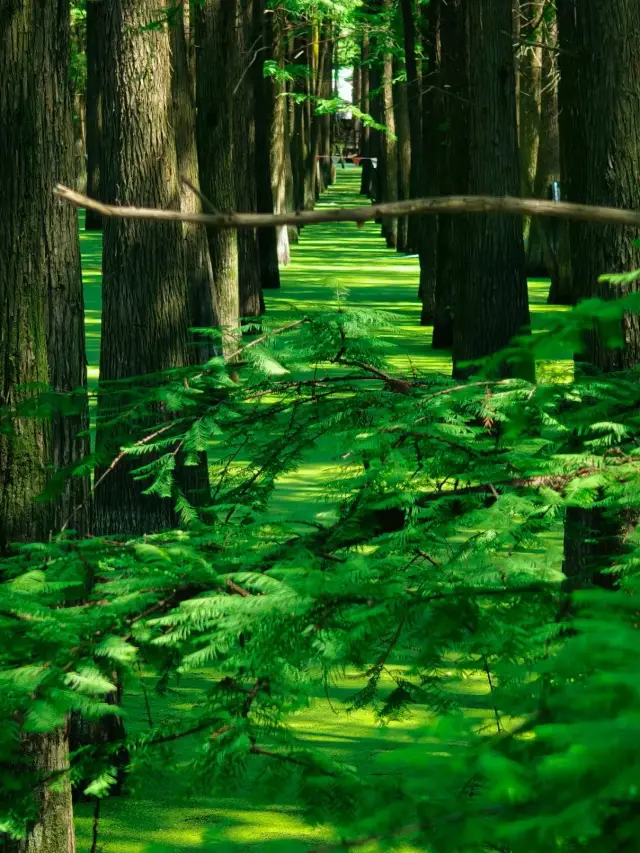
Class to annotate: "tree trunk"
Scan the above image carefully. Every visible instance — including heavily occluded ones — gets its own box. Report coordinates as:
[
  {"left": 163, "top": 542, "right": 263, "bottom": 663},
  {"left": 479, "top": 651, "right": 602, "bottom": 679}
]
[
  {"left": 196, "top": 0, "right": 240, "bottom": 354},
  {"left": 379, "top": 25, "right": 398, "bottom": 248},
  {"left": 96, "top": 0, "right": 194, "bottom": 535},
  {"left": 418, "top": 0, "right": 440, "bottom": 327},
  {"left": 400, "top": 0, "right": 423, "bottom": 254},
  {"left": 452, "top": 0, "right": 531, "bottom": 379},
  {"left": 318, "top": 24, "right": 333, "bottom": 193},
  {"left": 432, "top": 0, "right": 466, "bottom": 349},
  {"left": 0, "top": 3, "right": 82, "bottom": 849},
  {"left": 170, "top": 0, "right": 216, "bottom": 363},
  {"left": 557, "top": 1, "right": 640, "bottom": 602},
  {"left": 557, "top": 0, "right": 640, "bottom": 367},
  {"left": 268, "top": 6, "right": 291, "bottom": 266},
  {"left": 6, "top": 728, "right": 76, "bottom": 853},
  {"left": 85, "top": 0, "right": 105, "bottom": 230},
  {"left": 359, "top": 35, "right": 373, "bottom": 197},
  {"left": 527, "top": 19, "right": 563, "bottom": 289},
  {"left": 253, "top": 0, "right": 281, "bottom": 291},
  {"left": 393, "top": 60, "right": 411, "bottom": 254},
  {"left": 518, "top": 0, "right": 543, "bottom": 245},
  {"left": 235, "top": 0, "right": 264, "bottom": 318}
]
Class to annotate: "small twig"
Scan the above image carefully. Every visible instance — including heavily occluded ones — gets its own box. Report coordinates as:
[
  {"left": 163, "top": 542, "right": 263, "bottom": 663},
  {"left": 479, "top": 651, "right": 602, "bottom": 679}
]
[
  {"left": 60, "top": 421, "right": 177, "bottom": 533},
  {"left": 180, "top": 176, "right": 220, "bottom": 215}
]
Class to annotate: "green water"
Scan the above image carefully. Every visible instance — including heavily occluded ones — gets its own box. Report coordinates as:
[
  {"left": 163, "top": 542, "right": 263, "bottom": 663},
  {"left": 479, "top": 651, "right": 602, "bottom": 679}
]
[{"left": 74, "top": 167, "right": 567, "bottom": 851}]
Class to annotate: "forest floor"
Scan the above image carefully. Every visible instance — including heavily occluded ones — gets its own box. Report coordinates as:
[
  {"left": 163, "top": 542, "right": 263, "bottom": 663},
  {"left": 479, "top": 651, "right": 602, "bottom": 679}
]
[{"left": 75, "top": 167, "right": 568, "bottom": 852}]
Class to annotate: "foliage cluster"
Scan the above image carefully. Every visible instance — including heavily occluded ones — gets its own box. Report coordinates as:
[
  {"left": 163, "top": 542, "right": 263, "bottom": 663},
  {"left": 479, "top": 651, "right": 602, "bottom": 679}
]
[{"left": 3, "top": 289, "right": 640, "bottom": 851}]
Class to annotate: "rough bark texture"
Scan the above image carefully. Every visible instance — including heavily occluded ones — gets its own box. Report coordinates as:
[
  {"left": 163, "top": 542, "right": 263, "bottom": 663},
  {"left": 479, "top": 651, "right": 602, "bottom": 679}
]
[
  {"left": 85, "top": 0, "right": 105, "bottom": 230},
  {"left": 235, "top": 0, "right": 264, "bottom": 318},
  {"left": 400, "top": 0, "right": 423, "bottom": 254},
  {"left": 6, "top": 728, "right": 76, "bottom": 853},
  {"left": 359, "top": 35, "right": 374, "bottom": 197},
  {"left": 268, "top": 7, "right": 291, "bottom": 265},
  {"left": 379, "top": 27, "right": 398, "bottom": 248},
  {"left": 291, "top": 32, "right": 308, "bottom": 215},
  {"left": 433, "top": 0, "right": 466, "bottom": 348},
  {"left": 170, "top": 0, "right": 216, "bottom": 363},
  {"left": 196, "top": 0, "right": 240, "bottom": 353},
  {"left": 0, "top": 4, "right": 81, "bottom": 850},
  {"left": 527, "top": 19, "right": 562, "bottom": 285},
  {"left": 557, "top": 0, "right": 640, "bottom": 585},
  {"left": 518, "top": 1, "right": 543, "bottom": 200},
  {"left": 557, "top": 0, "right": 640, "bottom": 366},
  {"left": 96, "top": 0, "right": 192, "bottom": 535},
  {"left": 452, "top": 0, "right": 530, "bottom": 379},
  {"left": 253, "top": 0, "right": 281, "bottom": 290},
  {"left": 393, "top": 61, "right": 411, "bottom": 254},
  {"left": 418, "top": 0, "right": 440, "bottom": 327}
]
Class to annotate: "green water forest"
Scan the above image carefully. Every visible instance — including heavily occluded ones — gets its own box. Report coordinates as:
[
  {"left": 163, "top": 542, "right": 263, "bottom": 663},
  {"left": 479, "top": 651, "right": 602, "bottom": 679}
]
[{"left": 3, "top": 1, "right": 640, "bottom": 851}]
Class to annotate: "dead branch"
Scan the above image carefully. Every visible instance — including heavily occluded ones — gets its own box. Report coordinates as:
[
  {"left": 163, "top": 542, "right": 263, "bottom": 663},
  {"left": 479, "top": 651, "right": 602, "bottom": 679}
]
[{"left": 54, "top": 184, "right": 640, "bottom": 231}]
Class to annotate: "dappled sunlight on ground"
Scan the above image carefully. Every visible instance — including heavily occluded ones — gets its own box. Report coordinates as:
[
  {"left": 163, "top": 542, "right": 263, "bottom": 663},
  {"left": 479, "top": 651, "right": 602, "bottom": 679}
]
[{"left": 76, "top": 168, "right": 563, "bottom": 851}]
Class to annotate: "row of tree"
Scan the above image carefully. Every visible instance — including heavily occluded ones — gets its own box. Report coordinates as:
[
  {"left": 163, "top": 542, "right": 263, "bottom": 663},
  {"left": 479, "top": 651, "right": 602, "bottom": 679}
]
[{"left": 3, "top": 0, "right": 640, "bottom": 850}]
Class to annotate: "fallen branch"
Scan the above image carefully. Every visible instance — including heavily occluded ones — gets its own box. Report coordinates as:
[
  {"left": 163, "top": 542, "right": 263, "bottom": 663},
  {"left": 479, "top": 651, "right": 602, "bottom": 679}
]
[{"left": 55, "top": 184, "right": 640, "bottom": 231}]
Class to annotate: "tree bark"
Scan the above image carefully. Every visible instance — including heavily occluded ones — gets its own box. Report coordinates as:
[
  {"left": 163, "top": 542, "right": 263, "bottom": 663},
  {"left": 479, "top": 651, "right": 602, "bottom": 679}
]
[
  {"left": 560, "top": 0, "right": 640, "bottom": 594},
  {"left": 452, "top": 0, "right": 531, "bottom": 379},
  {"left": 379, "top": 11, "right": 398, "bottom": 248},
  {"left": 253, "top": 0, "right": 281, "bottom": 290},
  {"left": 6, "top": 728, "right": 76, "bottom": 853},
  {"left": 418, "top": 0, "right": 440, "bottom": 327},
  {"left": 170, "top": 0, "right": 216, "bottom": 363},
  {"left": 96, "top": 0, "right": 194, "bottom": 535},
  {"left": 0, "top": 3, "right": 83, "bottom": 849},
  {"left": 235, "top": 0, "right": 264, "bottom": 318},
  {"left": 268, "top": 6, "right": 291, "bottom": 266},
  {"left": 196, "top": 0, "right": 240, "bottom": 354},
  {"left": 557, "top": 0, "right": 640, "bottom": 369},
  {"left": 359, "top": 35, "right": 373, "bottom": 197},
  {"left": 433, "top": 0, "right": 466, "bottom": 348},
  {"left": 400, "top": 0, "right": 423, "bottom": 254},
  {"left": 393, "top": 60, "right": 411, "bottom": 254},
  {"left": 527, "top": 18, "right": 563, "bottom": 291},
  {"left": 85, "top": 0, "right": 105, "bottom": 230},
  {"left": 518, "top": 1, "right": 543, "bottom": 202}
]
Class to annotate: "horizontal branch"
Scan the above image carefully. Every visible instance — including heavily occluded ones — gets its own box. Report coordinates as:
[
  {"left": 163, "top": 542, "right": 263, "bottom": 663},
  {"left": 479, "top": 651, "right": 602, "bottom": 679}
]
[{"left": 54, "top": 184, "right": 640, "bottom": 231}]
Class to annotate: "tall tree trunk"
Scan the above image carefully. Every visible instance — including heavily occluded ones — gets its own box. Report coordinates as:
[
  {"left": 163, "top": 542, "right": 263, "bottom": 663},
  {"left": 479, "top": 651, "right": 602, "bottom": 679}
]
[
  {"left": 557, "top": 0, "right": 640, "bottom": 586},
  {"left": 353, "top": 61, "right": 362, "bottom": 152},
  {"left": 97, "top": 0, "right": 194, "bottom": 535},
  {"left": 418, "top": 0, "right": 441, "bottom": 327},
  {"left": 379, "top": 19, "right": 398, "bottom": 248},
  {"left": 393, "top": 60, "right": 411, "bottom": 254},
  {"left": 170, "top": 0, "right": 216, "bottom": 363},
  {"left": 452, "top": 0, "right": 531, "bottom": 379},
  {"left": 269, "top": 6, "right": 291, "bottom": 265},
  {"left": 235, "top": 0, "right": 264, "bottom": 318},
  {"left": 432, "top": 0, "right": 466, "bottom": 348},
  {"left": 518, "top": 0, "right": 543, "bottom": 246},
  {"left": 196, "top": 0, "right": 240, "bottom": 354},
  {"left": 1, "top": 3, "right": 83, "bottom": 850},
  {"left": 400, "top": 0, "right": 423, "bottom": 254},
  {"left": 527, "top": 18, "right": 563, "bottom": 290},
  {"left": 359, "top": 35, "right": 373, "bottom": 197},
  {"left": 6, "top": 728, "right": 76, "bottom": 853},
  {"left": 253, "top": 0, "right": 281, "bottom": 291},
  {"left": 318, "top": 23, "right": 333, "bottom": 192},
  {"left": 85, "top": 0, "right": 105, "bottom": 229}
]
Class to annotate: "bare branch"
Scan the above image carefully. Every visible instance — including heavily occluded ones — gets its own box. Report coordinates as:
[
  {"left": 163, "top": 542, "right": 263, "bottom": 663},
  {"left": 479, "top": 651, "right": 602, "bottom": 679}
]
[{"left": 54, "top": 184, "right": 640, "bottom": 231}]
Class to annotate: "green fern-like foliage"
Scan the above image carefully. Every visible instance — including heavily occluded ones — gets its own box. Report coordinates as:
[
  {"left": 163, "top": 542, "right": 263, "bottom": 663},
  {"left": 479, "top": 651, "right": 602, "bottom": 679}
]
[{"left": 4, "top": 291, "right": 640, "bottom": 849}]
